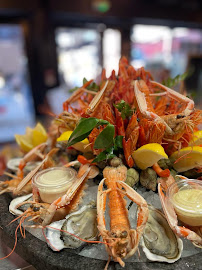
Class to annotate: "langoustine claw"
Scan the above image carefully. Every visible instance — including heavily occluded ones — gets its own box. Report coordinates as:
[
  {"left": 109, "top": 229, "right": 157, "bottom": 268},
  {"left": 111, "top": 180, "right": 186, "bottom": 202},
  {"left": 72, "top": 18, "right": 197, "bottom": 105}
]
[
  {"left": 14, "top": 147, "right": 59, "bottom": 195},
  {"left": 14, "top": 164, "right": 99, "bottom": 226},
  {"left": 0, "top": 143, "right": 48, "bottom": 196},
  {"left": 0, "top": 177, "right": 31, "bottom": 195},
  {"left": 158, "top": 175, "right": 202, "bottom": 247},
  {"left": 41, "top": 164, "right": 99, "bottom": 226}
]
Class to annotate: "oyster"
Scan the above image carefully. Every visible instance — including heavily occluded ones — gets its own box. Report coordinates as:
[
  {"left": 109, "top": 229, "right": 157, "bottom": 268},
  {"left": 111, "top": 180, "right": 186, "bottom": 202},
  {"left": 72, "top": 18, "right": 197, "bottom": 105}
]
[
  {"left": 141, "top": 205, "right": 183, "bottom": 263},
  {"left": 46, "top": 203, "right": 98, "bottom": 250},
  {"left": 7, "top": 158, "right": 41, "bottom": 173},
  {"left": 9, "top": 193, "right": 32, "bottom": 215}
]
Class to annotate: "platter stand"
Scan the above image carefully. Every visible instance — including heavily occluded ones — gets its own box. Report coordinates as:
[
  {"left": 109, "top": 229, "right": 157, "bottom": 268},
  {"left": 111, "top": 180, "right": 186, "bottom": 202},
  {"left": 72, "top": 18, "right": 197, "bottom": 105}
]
[{"left": 0, "top": 193, "right": 202, "bottom": 270}]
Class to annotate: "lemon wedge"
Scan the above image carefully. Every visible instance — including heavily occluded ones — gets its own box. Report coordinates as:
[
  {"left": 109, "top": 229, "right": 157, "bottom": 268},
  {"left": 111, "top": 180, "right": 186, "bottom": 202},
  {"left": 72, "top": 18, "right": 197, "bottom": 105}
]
[
  {"left": 189, "top": 130, "right": 202, "bottom": 146},
  {"left": 15, "top": 135, "right": 33, "bottom": 152},
  {"left": 15, "top": 123, "right": 48, "bottom": 152},
  {"left": 57, "top": 131, "right": 91, "bottom": 153},
  {"left": 132, "top": 143, "right": 168, "bottom": 170},
  {"left": 32, "top": 129, "right": 48, "bottom": 147},
  {"left": 35, "top": 123, "right": 47, "bottom": 135},
  {"left": 170, "top": 146, "right": 202, "bottom": 172},
  {"left": 25, "top": 126, "right": 33, "bottom": 138}
]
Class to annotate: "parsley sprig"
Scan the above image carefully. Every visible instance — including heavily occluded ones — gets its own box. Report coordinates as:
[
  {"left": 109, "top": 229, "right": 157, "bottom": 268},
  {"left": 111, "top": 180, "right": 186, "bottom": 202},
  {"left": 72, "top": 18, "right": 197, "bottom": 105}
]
[
  {"left": 69, "top": 78, "right": 99, "bottom": 93},
  {"left": 114, "top": 100, "right": 134, "bottom": 120}
]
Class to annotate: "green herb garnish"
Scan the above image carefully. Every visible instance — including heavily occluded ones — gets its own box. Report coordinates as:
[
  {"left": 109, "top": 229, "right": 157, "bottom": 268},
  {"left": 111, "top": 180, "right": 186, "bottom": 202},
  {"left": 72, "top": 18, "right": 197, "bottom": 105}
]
[
  {"left": 114, "top": 100, "right": 133, "bottom": 120},
  {"left": 69, "top": 78, "right": 99, "bottom": 93},
  {"left": 83, "top": 78, "right": 99, "bottom": 91},
  {"left": 93, "top": 135, "right": 123, "bottom": 163},
  {"left": 162, "top": 72, "right": 189, "bottom": 88},
  {"left": 67, "top": 117, "right": 114, "bottom": 150},
  {"left": 69, "top": 86, "right": 79, "bottom": 93},
  {"left": 67, "top": 117, "right": 124, "bottom": 163},
  {"left": 94, "top": 124, "right": 115, "bottom": 149}
]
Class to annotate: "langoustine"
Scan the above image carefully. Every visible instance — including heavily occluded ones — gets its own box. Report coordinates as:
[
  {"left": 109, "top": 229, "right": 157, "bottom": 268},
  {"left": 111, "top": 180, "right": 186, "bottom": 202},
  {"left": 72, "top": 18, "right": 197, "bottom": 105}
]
[{"left": 97, "top": 164, "right": 148, "bottom": 268}]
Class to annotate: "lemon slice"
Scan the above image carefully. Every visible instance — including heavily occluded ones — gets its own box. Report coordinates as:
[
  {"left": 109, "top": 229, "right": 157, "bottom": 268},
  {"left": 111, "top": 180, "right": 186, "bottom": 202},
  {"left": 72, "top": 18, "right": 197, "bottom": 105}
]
[
  {"left": 170, "top": 146, "right": 202, "bottom": 172},
  {"left": 132, "top": 143, "right": 168, "bottom": 170},
  {"left": 189, "top": 130, "right": 202, "bottom": 146},
  {"left": 57, "top": 131, "right": 91, "bottom": 153},
  {"left": 15, "top": 123, "right": 47, "bottom": 152}
]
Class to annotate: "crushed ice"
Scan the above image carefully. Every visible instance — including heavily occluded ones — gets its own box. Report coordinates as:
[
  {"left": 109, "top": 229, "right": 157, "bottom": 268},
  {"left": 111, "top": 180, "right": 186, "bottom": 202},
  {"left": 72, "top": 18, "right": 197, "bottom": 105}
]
[{"left": 14, "top": 181, "right": 202, "bottom": 262}]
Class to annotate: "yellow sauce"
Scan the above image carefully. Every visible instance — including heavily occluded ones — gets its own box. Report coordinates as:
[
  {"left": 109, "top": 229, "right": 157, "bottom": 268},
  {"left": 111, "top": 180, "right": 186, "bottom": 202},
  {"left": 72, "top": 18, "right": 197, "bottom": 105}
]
[
  {"left": 34, "top": 168, "right": 76, "bottom": 203},
  {"left": 39, "top": 169, "right": 68, "bottom": 185},
  {"left": 173, "top": 189, "right": 202, "bottom": 226}
]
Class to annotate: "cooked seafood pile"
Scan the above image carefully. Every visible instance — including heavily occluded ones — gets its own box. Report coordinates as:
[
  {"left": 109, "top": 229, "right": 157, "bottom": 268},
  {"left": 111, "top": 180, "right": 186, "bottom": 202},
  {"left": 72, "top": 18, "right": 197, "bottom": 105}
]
[{"left": 0, "top": 57, "right": 202, "bottom": 268}]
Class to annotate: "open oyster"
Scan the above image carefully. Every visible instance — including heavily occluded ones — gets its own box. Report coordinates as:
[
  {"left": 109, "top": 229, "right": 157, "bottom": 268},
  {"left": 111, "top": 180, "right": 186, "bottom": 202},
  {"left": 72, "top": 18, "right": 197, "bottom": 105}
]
[
  {"left": 141, "top": 205, "right": 183, "bottom": 263},
  {"left": 46, "top": 203, "right": 98, "bottom": 250},
  {"left": 9, "top": 193, "right": 32, "bottom": 215}
]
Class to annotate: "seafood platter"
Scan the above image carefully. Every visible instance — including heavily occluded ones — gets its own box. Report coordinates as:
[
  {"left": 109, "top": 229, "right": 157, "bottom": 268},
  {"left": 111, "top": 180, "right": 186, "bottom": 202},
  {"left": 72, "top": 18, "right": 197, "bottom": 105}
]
[{"left": 0, "top": 57, "right": 202, "bottom": 269}]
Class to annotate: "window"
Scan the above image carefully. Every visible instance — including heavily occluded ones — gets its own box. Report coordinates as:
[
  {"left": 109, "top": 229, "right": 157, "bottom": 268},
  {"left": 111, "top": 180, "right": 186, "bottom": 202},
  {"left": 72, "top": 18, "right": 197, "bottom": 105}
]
[
  {"left": 0, "top": 24, "right": 34, "bottom": 142},
  {"left": 131, "top": 24, "right": 202, "bottom": 105},
  {"left": 55, "top": 27, "right": 101, "bottom": 88},
  {"left": 103, "top": 28, "right": 121, "bottom": 77},
  {"left": 131, "top": 25, "right": 171, "bottom": 82}
]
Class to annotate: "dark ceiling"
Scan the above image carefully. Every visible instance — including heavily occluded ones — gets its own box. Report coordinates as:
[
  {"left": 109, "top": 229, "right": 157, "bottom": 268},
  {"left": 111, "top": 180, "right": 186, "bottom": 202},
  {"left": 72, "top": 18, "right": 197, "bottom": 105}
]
[{"left": 0, "top": 0, "right": 202, "bottom": 27}]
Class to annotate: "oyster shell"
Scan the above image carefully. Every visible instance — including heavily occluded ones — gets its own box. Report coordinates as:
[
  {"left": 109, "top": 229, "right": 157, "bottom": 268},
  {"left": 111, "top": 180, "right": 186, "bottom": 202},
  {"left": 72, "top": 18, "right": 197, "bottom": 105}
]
[
  {"left": 9, "top": 193, "right": 32, "bottom": 215},
  {"left": 7, "top": 158, "right": 41, "bottom": 173},
  {"left": 141, "top": 205, "right": 183, "bottom": 263},
  {"left": 46, "top": 203, "right": 98, "bottom": 250}
]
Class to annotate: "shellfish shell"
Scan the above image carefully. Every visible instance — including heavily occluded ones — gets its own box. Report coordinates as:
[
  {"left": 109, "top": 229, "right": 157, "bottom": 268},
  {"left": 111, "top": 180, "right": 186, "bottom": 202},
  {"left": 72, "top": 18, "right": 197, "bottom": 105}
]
[
  {"left": 46, "top": 203, "right": 98, "bottom": 250},
  {"left": 141, "top": 205, "right": 183, "bottom": 263},
  {"left": 9, "top": 193, "right": 32, "bottom": 215},
  {"left": 7, "top": 158, "right": 41, "bottom": 172}
]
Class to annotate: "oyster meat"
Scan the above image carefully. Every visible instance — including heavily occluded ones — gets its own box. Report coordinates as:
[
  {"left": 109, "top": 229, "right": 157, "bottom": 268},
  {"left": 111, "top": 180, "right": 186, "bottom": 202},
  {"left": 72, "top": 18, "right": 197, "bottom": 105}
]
[
  {"left": 46, "top": 203, "right": 99, "bottom": 250},
  {"left": 141, "top": 205, "right": 183, "bottom": 263}
]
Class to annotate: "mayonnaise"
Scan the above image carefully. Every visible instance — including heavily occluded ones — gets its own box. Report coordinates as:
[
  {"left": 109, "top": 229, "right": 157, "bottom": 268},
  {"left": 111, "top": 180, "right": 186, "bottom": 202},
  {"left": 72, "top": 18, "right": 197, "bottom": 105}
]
[
  {"left": 172, "top": 189, "right": 202, "bottom": 226},
  {"left": 39, "top": 169, "right": 68, "bottom": 186},
  {"left": 33, "top": 167, "right": 76, "bottom": 203}
]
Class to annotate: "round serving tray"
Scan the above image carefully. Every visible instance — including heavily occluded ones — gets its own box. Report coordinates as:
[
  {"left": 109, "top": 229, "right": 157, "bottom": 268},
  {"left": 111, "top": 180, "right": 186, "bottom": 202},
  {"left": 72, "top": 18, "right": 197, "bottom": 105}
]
[{"left": 0, "top": 193, "right": 201, "bottom": 270}]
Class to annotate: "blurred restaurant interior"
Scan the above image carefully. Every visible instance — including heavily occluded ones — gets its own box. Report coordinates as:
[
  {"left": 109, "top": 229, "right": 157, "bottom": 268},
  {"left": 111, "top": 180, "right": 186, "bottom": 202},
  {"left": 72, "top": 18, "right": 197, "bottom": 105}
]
[{"left": 0, "top": 0, "right": 202, "bottom": 143}]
